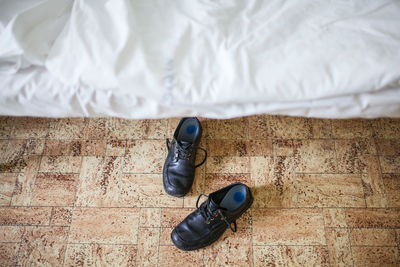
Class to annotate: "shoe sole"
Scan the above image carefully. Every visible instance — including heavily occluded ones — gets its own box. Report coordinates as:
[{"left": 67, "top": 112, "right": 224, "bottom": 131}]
[{"left": 171, "top": 190, "right": 254, "bottom": 251}]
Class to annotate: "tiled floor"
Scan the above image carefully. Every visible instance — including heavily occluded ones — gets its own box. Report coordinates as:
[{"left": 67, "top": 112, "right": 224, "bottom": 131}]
[{"left": 0, "top": 116, "right": 399, "bottom": 266}]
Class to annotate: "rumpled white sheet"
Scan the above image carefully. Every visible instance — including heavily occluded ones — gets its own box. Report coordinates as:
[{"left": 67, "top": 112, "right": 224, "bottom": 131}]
[{"left": 1, "top": 0, "right": 400, "bottom": 118}]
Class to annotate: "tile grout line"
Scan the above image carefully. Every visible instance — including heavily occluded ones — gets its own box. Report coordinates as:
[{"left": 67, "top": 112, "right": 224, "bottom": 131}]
[
  {"left": 321, "top": 208, "right": 333, "bottom": 267},
  {"left": 344, "top": 209, "right": 355, "bottom": 267}
]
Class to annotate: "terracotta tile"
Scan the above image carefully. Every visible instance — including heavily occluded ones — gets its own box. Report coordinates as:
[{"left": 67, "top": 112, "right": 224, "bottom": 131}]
[
  {"left": 360, "top": 156, "right": 388, "bottom": 207},
  {"left": 10, "top": 156, "right": 40, "bottom": 206},
  {"left": 159, "top": 245, "right": 203, "bottom": 267},
  {"left": 371, "top": 118, "right": 400, "bottom": 138},
  {"left": 119, "top": 174, "right": 182, "bottom": 208},
  {"left": 206, "top": 156, "right": 249, "bottom": 173},
  {"left": 31, "top": 173, "right": 79, "bottom": 206},
  {"left": 0, "top": 207, "right": 51, "bottom": 225},
  {"left": 350, "top": 228, "right": 396, "bottom": 246},
  {"left": 273, "top": 139, "right": 294, "bottom": 156},
  {"left": 0, "top": 143, "right": 42, "bottom": 173},
  {"left": 51, "top": 207, "right": 72, "bottom": 226},
  {"left": 346, "top": 208, "right": 400, "bottom": 228},
  {"left": 253, "top": 245, "right": 329, "bottom": 267},
  {"left": 19, "top": 226, "right": 68, "bottom": 266},
  {"left": 206, "top": 139, "right": 272, "bottom": 157},
  {"left": 380, "top": 156, "right": 400, "bottom": 173},
  {"left": 325, "top": 228, "right": 353, "bottom": 267},
  {"left": 167, "top": 118, "right": 182, "bottom": 137},
  {"left": 44, "top": 140, "right": 82, "bottom": 155},
  {"left": 203, "top": 228, "right": 253, "bottom": 266},
  {"left": 336, "top": 139, "right": 377, "bottom": 173},
  {"left": 297, "top": 173, "right": 365, "bottom": 207},
  {"left": 0, "top": 117, "right": 13, "bottom": 138},
  {"left": 205, "top": 173, "right": 251, "bottom": 193},
  {"left": 160, "top": 227, "right": 173, "bottom": 246},
  {"left": 124, "top": 140, "right": 165, "bottom": 173},
  {"left": 0, "top": 243, "right": 19, "bottom": 266},
  {"left": 88, "top": 118, "right": 107, "bottom": 139},
  {"left": 48, "top": 118, "right": 89, "bottom": 139},
  {"left": 205, "top": 117, "right": 248, "bottom": 139},
  {"left": 332, "top": 119, "right": 372, "bottom": 138},
  {"left": 106, "top": 140, "right": 126, "bottom": 156},
  {"left": 248, "top": 115, "right": 272, "bottom": 139},
  {"left": 11, "top": 117, "right": 48, "bottom": 139},
  {"left": 311, "top": 118, "right": 332, "bottom": 138},
  {"left": 323, "top": 208, "right": 347, "bottom": 227},
  {"left": 75, "top": 156, "right": 122, "bottom": 207},
  {"left": 253, "top": 208, "right": 325, "bottom": 245},
  {"left": 352, "top": 246, "right": 399, "bottom": 267},
  {"left": 250, "top": 156, "right": 297, "bottom": 208},
  {"left": 69, "top": 208, "right": 139, "bottom": 244},
  {"left": 107, "top": 118, "right": 167, "bottom": 140},
  {"left": 136, "top": 227, "right": 160, "bottom": 266},
  {"left": 376, "top": 139, "right": 400, "bottom": 156},
  {"left": 139, "top": 208, "right": 161, "bottom": 227},
  {"left": 0, "top": 225, "right": 24, "bottom": 242},
  {"left": 183, "top": 165, "right": 205, "bottom": 208},
  {"left": 383, "top": 174, "right": 400, "bottom": 207},
  {"left": 64, "top": 244, "right": 137, "bottom": 267},
  {"left": 161, "top": 208, "right": 195, "bottom": 228},
  {"left": 39, "top": 156, "right": 82, "bottom": 173},
  {"left": 293, "top": 140, "right": 337, "bottom": 173},
  {"left": 0, "top": 173, "right": 17, "bottom": 205}
]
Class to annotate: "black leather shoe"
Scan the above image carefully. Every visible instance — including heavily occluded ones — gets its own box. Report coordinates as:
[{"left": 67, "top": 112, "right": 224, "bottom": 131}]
[
  {"left": 163, "top": 117, "right": 207, "bottom": 197},
  {"left": 171, "top": 183, "right": 253, "bottom": 251}
]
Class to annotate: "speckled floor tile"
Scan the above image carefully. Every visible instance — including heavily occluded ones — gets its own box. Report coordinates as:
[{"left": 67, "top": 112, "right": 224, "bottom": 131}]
[
  {"left": 204, "top": 118, "right": 248, "bottom": 139},
  {"left": 251, "top": 156, "right": 296, "bottom": 208},
  {"left": 119, "top": 174, "right": 182, "bottom": 208},
  {"left": 382, "top": 174, "right": 400, "bottom": 207},
  {"left": 159, "top": 245, "right": 204, "bottom": 267},
  {"left": 0, "top": 225, "right": 24, "bottom": 242},
  {"left": 136, "top": 227, "right": 160, "bottom": 266},
  {"left": 253, "top": 245, "right": 329, "bottom": 267},
  {"left": 18, "top": 226, "right": 69, "bottom": 266},
  {"left": 69, "top": 208, "right": 139, "bottom": 244},
  {"left": 64, "top": 243, "right": 137, "bottom": 267},
  {"left": 345, "top": 208, "right": 400, "bottom": 228},
  {"left": 50, "top": 207, "right": 73, "bottom": 226},
  {"left": 1, "top": 115, "right": 400, "bottom": 266},
  {"left": 31, "top": 173, "right": 79, "bottom": 206},
  {"left": 0, "top": 207, "right": 51, "bottom": 225},
  {"left": 0, "top": 243, "right": 19, "bottom": 266},
  {"left": 296, "top": 173, "right": 365, "bottom": 207},
  {"left": 352, "top": 246, "right": 399, "bottom": 267},
  {"left": 48, "top": 118, "right": 89, "bottom": 139},
  {"left": 124, "top": 140, "right": 165, "bottom": 173},
  {"left": 350, "top": 228, "right": 397, "bottom": 246},
  {"left": 253, "top": 209, "right": 325, "bottom": 245},
  {"left": 75, "top": 156, "right": 122, "bottom": 207},
  {"left": 0, "top": 173, "right": 17, "bottom": 205},
  {"left": 293, "top": 140, "right": 337, "bottom": 173},
  {"left": 203, "top": 228, "right": 253, "bottom": 266},
  {"left": 107, "top": 118, "right": 167, "bottom": 140},
  {"left": 331, "top": 119, "right": 372, "bottom": 138},
  {"left": 325, "top": 228, "right": 353, "bottom": 266},
  {"left": 10, "top": 117, "right": 48, "bottom": 139}
]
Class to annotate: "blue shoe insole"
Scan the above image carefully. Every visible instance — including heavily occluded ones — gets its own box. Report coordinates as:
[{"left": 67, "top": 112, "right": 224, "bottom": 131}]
[
  {"left": 177, "top": 119, "right": 199, "bottom": 143},
  {"left": 219, "top": 185, "right": 247, "bottom": 211}
]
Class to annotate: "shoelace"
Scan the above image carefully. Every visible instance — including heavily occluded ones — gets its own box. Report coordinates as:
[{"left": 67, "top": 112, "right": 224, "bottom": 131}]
[
  {"left": 166, "top": 139, "right": 207, "bottom": 168},
  {"left": 195, "top": 194, "right": 237, "bottom": 232}
]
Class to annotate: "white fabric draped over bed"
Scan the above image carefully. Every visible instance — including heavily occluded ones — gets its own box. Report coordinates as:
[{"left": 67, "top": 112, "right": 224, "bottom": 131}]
[{"left": 1, "top": 0, "right": 400, "bottom": 118}]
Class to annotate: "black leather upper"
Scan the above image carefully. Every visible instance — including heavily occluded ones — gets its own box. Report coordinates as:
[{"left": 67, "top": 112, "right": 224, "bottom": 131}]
[
  {"left": 171, "top": 183, "right": 253, "bottom": 251},
  {"left": 163, "top": 117, "right": 205, "bottom": 197}
]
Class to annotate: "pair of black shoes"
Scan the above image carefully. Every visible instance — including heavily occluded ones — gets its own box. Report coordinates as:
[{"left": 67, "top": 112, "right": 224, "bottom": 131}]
[{"left": 163, "top": 117, "right": 253, "bottom": 251}]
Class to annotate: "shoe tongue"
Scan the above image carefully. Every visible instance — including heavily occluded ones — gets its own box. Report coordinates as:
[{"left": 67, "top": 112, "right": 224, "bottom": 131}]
[{"left": 207, "top": 197, "right": 220, "bottom": 212}]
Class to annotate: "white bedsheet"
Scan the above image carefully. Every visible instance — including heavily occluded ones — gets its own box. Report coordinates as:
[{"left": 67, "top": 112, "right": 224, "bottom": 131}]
[{"left": 1, "top": 0, "right": 400, "bottom": 118}]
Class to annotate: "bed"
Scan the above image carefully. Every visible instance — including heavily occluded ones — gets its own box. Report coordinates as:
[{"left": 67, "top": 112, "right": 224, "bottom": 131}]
[{"left": 1, "top": 0, "right": 400, "bottom": 119}]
